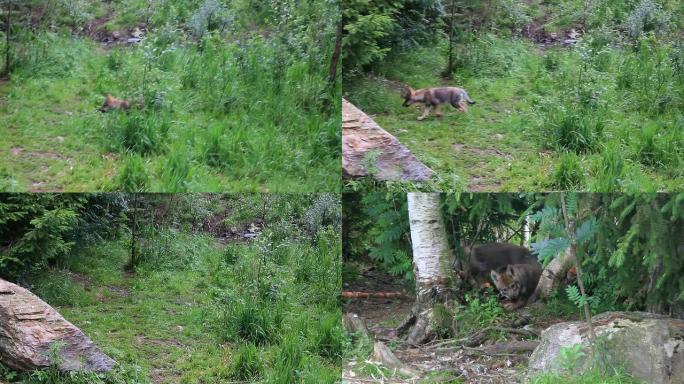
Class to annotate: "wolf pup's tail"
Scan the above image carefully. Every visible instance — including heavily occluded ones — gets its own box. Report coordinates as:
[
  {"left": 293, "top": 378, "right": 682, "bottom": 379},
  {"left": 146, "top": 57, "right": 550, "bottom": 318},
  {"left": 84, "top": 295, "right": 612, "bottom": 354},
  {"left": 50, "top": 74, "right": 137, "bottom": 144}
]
[{"left": 462, "top": 90, "right": 476, "bottom": 105}]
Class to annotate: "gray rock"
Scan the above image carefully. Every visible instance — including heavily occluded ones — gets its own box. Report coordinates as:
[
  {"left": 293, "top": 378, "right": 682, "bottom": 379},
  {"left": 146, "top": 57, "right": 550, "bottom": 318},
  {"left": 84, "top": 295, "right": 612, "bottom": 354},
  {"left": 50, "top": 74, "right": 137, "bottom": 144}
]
[
  {"left": 527, "top": 311, "right": 684, "bottom": 384},
  {"left": 342, "top": 98, "right": 434, "bottom": 181},
  {"left": 0, "top": 278, "right": 116, "bottom": 372}
]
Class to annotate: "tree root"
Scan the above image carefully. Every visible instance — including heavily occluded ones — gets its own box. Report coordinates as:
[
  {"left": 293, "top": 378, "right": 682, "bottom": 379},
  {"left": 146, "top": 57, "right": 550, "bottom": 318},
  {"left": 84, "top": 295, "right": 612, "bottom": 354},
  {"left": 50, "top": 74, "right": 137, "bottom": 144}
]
[
  {"left": 342, "top": 312, "right": 371, "bottom": 341},
  {"left": 342, "top": 291, "right": 409, "bottom": 299},
  {"left": 371, "top": 341, "right": 419, "bottom": 377}
]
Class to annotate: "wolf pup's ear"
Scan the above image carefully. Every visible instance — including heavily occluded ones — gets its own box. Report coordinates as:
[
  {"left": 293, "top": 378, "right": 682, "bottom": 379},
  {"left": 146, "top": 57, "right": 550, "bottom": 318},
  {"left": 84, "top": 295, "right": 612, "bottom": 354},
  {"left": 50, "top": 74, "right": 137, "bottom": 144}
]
[{"left": 506, "top": 264, "right": 516, "bottom": 276}]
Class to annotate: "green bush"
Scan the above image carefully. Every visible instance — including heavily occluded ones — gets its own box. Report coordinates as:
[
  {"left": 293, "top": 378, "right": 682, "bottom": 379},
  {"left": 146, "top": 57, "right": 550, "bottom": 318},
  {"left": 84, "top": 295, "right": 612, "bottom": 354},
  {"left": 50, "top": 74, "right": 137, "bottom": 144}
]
[
  {"left": 542, "top": 105, "right": 604, "bottom": 153},
  {"left": 270, "top": 333, "right": 305, "bottom": 384},
  {"left": 222, "top": 299, "right": 284, "bottom": 345},
  {"left": 553, "top": 152, "right": 585, "bottom": 190},
  {"left": 114, "top": 155, "right": 150, "bottom": 192},
  {"left": 311, "top": 311, "right": 343, "bottom": 362},
  {"left": 592, "top": 142, "right": 625, "bottom": 192},
  {"left": 632, "top": 122, "right": 678, "bottom": 169},
  {"left": 200, "top": 124, "right": 228, "bottom": 168},
  {"left": 31, "top": 270, "right": 97, "bottom": 307},
  {"left": 453, "top": 294, "right": 511, "bottom": 337},
  {"left": 229, "top": 343, "right": 263, "bottom": 381},
  {"left": 160, "top": 142, "right": 193, "bottom": 192},
  {"left": 111, "top": 112, "right": 170, "bottom": 156},
  {"left": 0, "top": 195, "right": 91, "bottom": 279}
]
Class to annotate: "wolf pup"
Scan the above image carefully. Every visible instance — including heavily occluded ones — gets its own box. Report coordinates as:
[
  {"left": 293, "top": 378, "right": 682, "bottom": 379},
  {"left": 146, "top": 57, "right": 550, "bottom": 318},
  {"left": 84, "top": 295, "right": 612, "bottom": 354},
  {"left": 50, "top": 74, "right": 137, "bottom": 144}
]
[
  {"left": 99, "top": 93, "right": 131, "bottom": 112},
  {"left": 490, "top": 262, "right": 542, "bottom": 310},
  {"left": 401, "top": 86, "right": 476, "bottom": 121},
  {"left": 460, "top": 242, "right": 541, "bottom": 310},
  {"left": 462, "top": 242, "right": 536, "bottom": 280}
]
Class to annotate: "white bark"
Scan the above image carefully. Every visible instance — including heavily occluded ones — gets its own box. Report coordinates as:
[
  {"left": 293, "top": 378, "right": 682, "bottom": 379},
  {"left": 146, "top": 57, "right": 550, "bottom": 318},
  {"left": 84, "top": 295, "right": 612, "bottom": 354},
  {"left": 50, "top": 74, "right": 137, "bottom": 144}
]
[
  {"left": 407, "top": 193, "right": 453, "bottom": 284},
  {"left": 402, "top": 193, "right": 457, "bottom": 344},
  {"left": 529, "top": 246, "right": 575, "bottom": 303}
]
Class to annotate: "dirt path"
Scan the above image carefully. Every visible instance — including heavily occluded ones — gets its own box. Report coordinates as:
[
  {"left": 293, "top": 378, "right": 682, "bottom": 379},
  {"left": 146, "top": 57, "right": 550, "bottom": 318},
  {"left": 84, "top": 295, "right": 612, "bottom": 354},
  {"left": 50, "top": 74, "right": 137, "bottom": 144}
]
[{"left": 343, "top": 269, "right": 544, "bottom": 383}]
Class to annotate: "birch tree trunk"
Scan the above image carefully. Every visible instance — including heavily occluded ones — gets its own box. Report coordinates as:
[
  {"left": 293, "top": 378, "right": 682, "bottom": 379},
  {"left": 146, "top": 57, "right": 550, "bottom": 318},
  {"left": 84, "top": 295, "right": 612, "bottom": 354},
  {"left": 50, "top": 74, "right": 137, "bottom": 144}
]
[
  {"left": 523, "top": 216, "right": 531, "bottom": 248},
  {"left": 529, "top": 246, "right": 575, "bottom": 303},
  {"left": 398, "top": 193, "right": 458, "bottom": 344}
]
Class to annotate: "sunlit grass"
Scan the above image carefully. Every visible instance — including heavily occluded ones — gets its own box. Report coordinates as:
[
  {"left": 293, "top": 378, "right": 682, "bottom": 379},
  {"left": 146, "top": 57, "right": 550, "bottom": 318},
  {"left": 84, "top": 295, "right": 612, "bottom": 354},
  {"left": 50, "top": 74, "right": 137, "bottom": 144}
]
[
  {"left": 344, "top": 34, "right": 683, "bottom": 192},
  {"left": 0, "top": 0, "right": 340, "bottom": 193}
]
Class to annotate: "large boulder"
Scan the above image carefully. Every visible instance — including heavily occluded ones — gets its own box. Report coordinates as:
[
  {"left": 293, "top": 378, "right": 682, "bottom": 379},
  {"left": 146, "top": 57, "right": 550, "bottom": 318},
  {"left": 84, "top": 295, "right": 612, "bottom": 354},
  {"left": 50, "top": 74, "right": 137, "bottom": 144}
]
[
  {"left": 0, "top": 278, "right": 116, "bottom": 372},
  {"left": 342, "top": 98, "right": 434, "bottom": 181},
  {"left": 527, "top": 311, "right": 684, "bottom": 383}
]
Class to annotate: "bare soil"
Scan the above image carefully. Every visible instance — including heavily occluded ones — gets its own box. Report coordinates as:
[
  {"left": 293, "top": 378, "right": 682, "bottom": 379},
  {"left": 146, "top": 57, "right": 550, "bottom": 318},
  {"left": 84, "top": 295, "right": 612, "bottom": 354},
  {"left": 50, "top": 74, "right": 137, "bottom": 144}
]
[{"left": 343, "top": 268, "right": 565, "bottom": 384}]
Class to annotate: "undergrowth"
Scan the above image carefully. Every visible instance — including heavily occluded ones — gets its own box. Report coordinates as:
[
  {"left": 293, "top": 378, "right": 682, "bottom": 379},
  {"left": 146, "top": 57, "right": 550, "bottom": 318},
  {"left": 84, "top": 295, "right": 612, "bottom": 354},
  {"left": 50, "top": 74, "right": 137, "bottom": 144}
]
[
  {"left": 0, "top": 0, "right": 340, "bottom": 192},
  {"left": 343, "top": 0, "right": 684, "bottom": 192}
]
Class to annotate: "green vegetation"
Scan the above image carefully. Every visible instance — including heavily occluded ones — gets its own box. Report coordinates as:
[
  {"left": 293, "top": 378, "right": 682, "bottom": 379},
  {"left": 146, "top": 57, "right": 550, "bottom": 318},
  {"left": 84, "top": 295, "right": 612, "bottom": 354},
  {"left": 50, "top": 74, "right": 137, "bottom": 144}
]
[
  {"left": 531, "top": 369, "right": 643, "bottom": 384},
  {"left": 342, "top": 192, "right": 684, "bottom": 382},
  {"left": 344, "top": 192, "right": 684, "bottom": 314},
  {"left": 0, "top": 193, "right": 342, "bottom": 383},
  {"left": 343, "top": 0, "right": 683, "bottom": 191},
  {"left": 0, "top": 0, "right": 340, "bottom": 192}
]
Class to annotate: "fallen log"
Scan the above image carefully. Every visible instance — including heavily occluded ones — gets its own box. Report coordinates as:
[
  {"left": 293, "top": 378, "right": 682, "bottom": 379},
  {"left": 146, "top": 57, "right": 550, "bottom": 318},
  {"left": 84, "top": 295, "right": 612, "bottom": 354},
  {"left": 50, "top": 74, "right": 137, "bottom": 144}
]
[
  {"left": 479, "top": 340, "right": 539, "bottom": 354},
  {"left": 342, "top": 291, "right": 409, "bottom": 299},
  {"left": 465, "top": 326, "right": 539, "bottom": 347}
]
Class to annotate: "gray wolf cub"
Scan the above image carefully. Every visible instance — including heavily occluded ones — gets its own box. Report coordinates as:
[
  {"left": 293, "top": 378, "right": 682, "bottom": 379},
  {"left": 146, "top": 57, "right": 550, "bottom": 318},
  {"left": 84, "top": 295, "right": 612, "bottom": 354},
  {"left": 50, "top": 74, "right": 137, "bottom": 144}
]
[{"left": 401, "top": 86, "right": 476, "bottom": 120}]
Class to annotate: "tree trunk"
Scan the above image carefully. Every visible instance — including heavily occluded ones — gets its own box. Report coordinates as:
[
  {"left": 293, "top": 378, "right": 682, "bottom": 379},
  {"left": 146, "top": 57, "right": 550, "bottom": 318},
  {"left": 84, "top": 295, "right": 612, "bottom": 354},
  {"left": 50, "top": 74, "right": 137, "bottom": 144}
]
[
  {"left": 560, "top": 193, "right": 596, "bottom": 342},
  {"left": 528, "top": 246, "right": 575, "bottom": 303},
  {"left": 399, "top": 193, "right": 458, "bottom": 345},
  {"left": 444, "top": 0, "right": 457, "bottom": 77},
  {"left": 127, "top": 193, "right": 139, "bottom": 271},
  {"left": 3, "top": 0, "right": 11, "bottom": 76},
  {"left": 328, "top": 19, "right": 343, "bottom": 86},
  {"left": 523, "top": 216, "right": 531, "bottom": 248}
]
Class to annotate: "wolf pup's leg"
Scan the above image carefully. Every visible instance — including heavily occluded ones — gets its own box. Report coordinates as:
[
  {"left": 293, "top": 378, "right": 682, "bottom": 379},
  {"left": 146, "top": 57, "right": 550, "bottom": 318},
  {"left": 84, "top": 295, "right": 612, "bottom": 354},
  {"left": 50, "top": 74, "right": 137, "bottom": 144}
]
[
  {"left": 502, "top": 298, "right": 526, "bottom": 311},
  {"left": 417, "top": 105, "right": 432, "bottom": 121},
  {"left": 458, "top": 100, "right": 468, "bottom": 113},
  {"left": 435, "top": 104, "right": 444, "bottom": 117},
  {"left": 450, "top": 97, "right": 464, "bottom": 112}
]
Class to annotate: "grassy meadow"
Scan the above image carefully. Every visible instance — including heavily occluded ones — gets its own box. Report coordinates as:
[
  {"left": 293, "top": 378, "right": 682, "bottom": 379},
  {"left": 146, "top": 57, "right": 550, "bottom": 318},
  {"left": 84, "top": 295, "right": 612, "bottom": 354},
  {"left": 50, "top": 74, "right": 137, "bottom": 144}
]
[
  {"left": 0, "top": 0, "right": 340, "bottom": 192},
  {"left": 0, "top": 194, "right": 342, "bottom": 383},
  {"left": 343, "top": 0, "right": 683, "bottom": 192}
]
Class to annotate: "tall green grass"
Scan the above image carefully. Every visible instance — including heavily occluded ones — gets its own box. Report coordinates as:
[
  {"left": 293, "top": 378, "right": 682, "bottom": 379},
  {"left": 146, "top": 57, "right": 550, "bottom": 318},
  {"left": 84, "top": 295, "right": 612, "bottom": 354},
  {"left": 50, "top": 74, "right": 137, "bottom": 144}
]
[
  {"left": 3, "top": 195, "right": 342, "bottom": 383},
  {"left": 344, "top": 26, "right": 684, "bottom": 191},
  {"left": 0, "top": 0, "right": 340, "bottom": 192}
]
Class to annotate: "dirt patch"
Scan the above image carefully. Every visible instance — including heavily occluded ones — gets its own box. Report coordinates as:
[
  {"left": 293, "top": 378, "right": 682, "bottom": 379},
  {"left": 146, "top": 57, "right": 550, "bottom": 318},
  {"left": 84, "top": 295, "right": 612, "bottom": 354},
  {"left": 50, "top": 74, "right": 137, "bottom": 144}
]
[
  {"left": 106, "top": 285, "right": 130, "bottom": 297},
  {"left": 135, "top": 335, "right": 184, "bottom": 348},
  {"left": 452, "top": 144, "right": 512, "bottom": 160},
  {"left": 82, "top": 9, "right": 148, "bottom": 50},
  {"left": 468, "top": 177, "right": 502, "bottom": 192},
  {"left": 344, "top": 267, "right": 413, "bottom": 339},
  {"left": 200, "top": 207, "right": 263, "bottom": 246},
  {"left": 343, "top": 268, "right": 539, "bottom": 384},
  {"left": 21, "top": 150, "right": 72, "bottom": 161},
  {"left": 29, "top": 183, "right": 64, "bottom": 193},
  {"left": 68, "top": 271, "right": 94, "bottom": 291},
  {"left": 150, "top": 368, "right": 182, "bottom": 384},
  {"left": 10, "top": 147, "right": 23, "bottom": 156},
  {"left": 523, "top": 22, "right": 583, "bottom": 50},
  {"left": 84, "top": 13, "right": 114, "bottom": 40}
]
